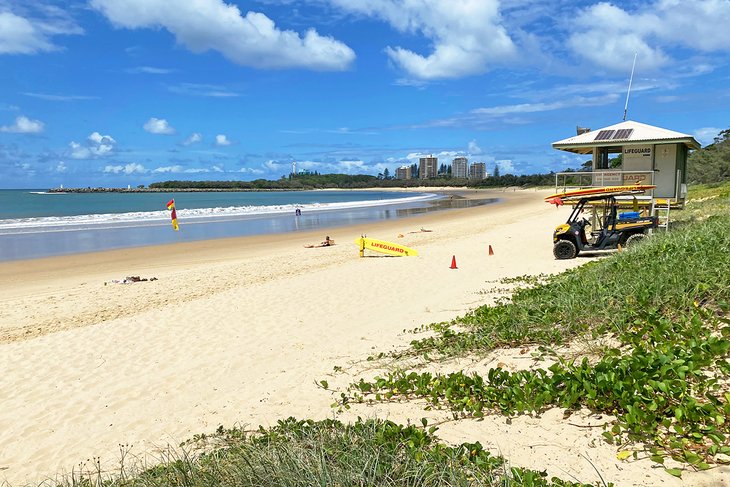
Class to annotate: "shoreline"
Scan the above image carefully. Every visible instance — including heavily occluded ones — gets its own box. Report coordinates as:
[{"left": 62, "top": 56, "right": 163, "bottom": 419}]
[
  {"left": 0, "top": 188, "right": 495, "bottom": 262},
  {"left": 0, "top": 188, "right": 505, "bottom": 287},
  {"left": 0, "top": 187, "right": 601, "bottom": 484}
]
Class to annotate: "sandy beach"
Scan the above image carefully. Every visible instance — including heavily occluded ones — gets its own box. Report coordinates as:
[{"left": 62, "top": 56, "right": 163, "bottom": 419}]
[{"left": 1, "top": 188, "right": 726, "bottom": 486}]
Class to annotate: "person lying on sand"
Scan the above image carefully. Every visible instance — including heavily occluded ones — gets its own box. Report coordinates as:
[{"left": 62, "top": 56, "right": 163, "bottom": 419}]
[
  {"left": 304, "top": 236, "right": 334, "bottom": 248},
  {"left": 107, "top": 276, "right": 158, "bottom": 284}
]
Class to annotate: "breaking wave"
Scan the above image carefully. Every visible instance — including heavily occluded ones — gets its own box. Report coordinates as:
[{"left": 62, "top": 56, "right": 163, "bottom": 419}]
[{"left": 0, "top": 194, "right": 438, "bottom": 234}]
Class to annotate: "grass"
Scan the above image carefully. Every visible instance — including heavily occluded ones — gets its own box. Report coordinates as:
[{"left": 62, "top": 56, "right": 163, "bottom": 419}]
[
  {"left": 42, "top": 418, "right": 597, "bottom": 487},
  {"left": 342, "top": 182, "right": 730, "bottom": 477},
  {"left": 403, "top": 188, "right": 730, "bottom": 358}
]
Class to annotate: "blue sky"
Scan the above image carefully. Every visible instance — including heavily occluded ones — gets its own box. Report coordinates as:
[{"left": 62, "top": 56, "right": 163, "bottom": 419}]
[{"left": 1, "top": 0, "right": 729, "bottom": 188}]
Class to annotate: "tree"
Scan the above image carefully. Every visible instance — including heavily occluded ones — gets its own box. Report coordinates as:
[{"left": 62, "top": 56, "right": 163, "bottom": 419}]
[
  {"left": 383, "top": 168, "right": 390, "bottom": 180},
  {"left": 493, "top": 164, "right": 500, "bottom": 178},
  {"left": 411, "top": 163, "right": 419, "bottom": 178},
  {"left": 712, "top": 128, "right": 729, "bottom": 146},
  {"left": 609, "top": 153, "right": 623, "bottom": 168},
  {"left": 688, "top": 128, "right": 730, "bottom": 183}
]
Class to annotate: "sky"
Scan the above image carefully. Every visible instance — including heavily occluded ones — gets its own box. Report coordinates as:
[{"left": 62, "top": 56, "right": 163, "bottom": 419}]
[{"left": 1, "top": 0, "right": 729, "bottom": 188}]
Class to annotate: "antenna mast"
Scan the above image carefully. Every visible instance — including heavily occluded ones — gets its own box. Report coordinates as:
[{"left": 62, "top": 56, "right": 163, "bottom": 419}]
[{"left": 623, "top": 52, "right": 638, "bottom": 121}]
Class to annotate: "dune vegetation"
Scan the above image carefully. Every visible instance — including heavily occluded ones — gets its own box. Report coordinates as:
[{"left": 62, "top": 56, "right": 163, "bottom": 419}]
[
  {"left": 344, "top": 182, "right": 730, "bottom": 479},
  {"left": 29, "top": 183, "right": 730, "bottom": 487}
]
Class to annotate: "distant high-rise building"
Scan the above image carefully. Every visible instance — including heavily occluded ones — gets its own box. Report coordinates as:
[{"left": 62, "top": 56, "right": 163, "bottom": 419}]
[
  {"left": 395, "top": 165, "right": 412, "bottom": 180},
  {"left": 469, "top": 162, "right": 487, "bottom": 180},
  {"left": 452, "top": 157, "right": 468, "bottom": 178},
  {"left": 419, "top": 156, "right": 438, "bottom": 179}
]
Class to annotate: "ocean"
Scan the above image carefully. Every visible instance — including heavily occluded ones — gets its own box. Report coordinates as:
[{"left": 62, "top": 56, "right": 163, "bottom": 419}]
[{"left": 0, "top": 189, "right": 484, "bottom": 261}]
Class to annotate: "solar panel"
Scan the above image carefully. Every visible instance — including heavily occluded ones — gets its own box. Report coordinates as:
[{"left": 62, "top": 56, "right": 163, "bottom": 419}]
[
  {"left": 594, "top": 130, "right": 615, "bottom": 141},
  {"left": 612, "top": 128, "right": 634, "bottom": 139}
]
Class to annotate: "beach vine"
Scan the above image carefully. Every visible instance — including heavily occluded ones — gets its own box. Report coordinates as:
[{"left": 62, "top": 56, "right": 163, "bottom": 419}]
[
  {"left": 338, "top": 186, "right": 730, "bottom": 477},
  {"left": 344, "top": 308, "right": 730, "bottom": 476}
]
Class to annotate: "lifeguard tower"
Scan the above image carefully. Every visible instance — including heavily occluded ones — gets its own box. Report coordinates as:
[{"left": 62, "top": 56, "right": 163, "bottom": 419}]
[{"left": 552, "top": 121, "right": 700, "bottom": 219}]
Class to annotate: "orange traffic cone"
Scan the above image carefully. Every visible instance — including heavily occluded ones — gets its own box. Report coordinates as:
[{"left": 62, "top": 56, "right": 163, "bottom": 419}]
[
  {"left": 450, "top": 255, "right": 458, "bottom": 269},
  {"left": 488, "top": 245, "right": 494, "bottom": 256}
]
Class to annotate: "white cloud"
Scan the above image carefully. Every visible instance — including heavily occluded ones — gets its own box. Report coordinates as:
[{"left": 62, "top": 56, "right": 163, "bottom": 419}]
[
  {"left": 56, "top": 161, "right": 67, "bottom": 173},
  {"left": 215, "top": 134, "right": 231, "bottom": 146},
  {"left": 238, "top": 167, "right": 265, "bottom": 175},
  {"left": 21, "top": 92, "right": 98, "bottom": 101},
  {"left": 143, "top": 117, "right": 176, "bottom": 135},
  {"left": 468, "top": 140, "right": 483, "bottom": 155},
  {"left": 169, "top": 83, "right": 240, "bottom": 97},
  {"left": 152, "top": 165, "right": 220, "bottom": 173},
  {"left": 152, "top": 165, "right": 183, "bottom": 173},
  {"left": 328, "top": 0, "right": 516, "bottom": 79},
  {"left": 495, "top": 159, "right": 515, "bottom": 174},
  {"left": 264, "top": 158, "right": 394, "bottom": 176},
  {"left": 90, "top": 0, "right": 355, "bottom": 70},
  {"left": 103, "top": 163, "right": 146, "bottom": 174},
  {"left": 0, "top": 115, "right": 44, "bottom": 133},
  {"left": 414, "top": 94, "right": 619, "bottom": 130},
  {"left": 0, "top": 7, "right": 82, "bottom": 54},
  {"left": 652, "top": 0, "right": 730, "bottom": 52},
  {"left": 403, "top": 150, "right": 461, "bottom": 163},
  {"left": 181, "top": 132, "right": 203, "bottom": 146},
  {"left": 0, "top": 11, "right": 52, "bottom": 53},
  {"left": 126, "top": 66, "right": 174, "bottom": 74},
  {"left": 69, "top": 132, "right": 116, "bottom": 159},
  {"left": 694, "top": 127, "right": 722, "bottom": 146},
  {"left": 568, "top": 0, "right": 730, "bottom": 72}
]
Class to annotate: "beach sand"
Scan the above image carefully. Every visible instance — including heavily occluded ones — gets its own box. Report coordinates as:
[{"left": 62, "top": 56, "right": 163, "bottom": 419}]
[{"left": 0, "top": 188, "right": 726, "bottom": 486}]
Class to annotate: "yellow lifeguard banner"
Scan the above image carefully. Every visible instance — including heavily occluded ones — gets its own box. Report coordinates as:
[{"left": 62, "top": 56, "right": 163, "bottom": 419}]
[{"left": 355, "top": 237, "right": 418, "bottom": 257}]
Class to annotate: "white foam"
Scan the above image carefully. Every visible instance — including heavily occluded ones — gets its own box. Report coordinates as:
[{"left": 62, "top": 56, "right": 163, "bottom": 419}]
[{"left": 0, "top": 194, "right": 438, "bottom": 233}]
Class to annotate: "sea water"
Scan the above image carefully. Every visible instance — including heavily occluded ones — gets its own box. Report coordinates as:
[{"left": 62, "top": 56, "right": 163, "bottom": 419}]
[{"left": 0, "top": 189, "right": 450, "bottom": 261}]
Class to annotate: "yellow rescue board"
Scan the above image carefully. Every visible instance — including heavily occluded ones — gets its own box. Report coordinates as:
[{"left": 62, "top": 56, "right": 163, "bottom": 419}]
[
  {"left": 545, "top": 184, "right": 655, "bottom": 201},
  {"left": 355, "top": 237, "right": 419, "bottom": 257}
]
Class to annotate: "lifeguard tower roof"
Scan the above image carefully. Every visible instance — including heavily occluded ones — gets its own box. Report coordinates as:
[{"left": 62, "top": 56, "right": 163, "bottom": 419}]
[{"left": 552, "top": 120, "right": 700, "bottom": 155}]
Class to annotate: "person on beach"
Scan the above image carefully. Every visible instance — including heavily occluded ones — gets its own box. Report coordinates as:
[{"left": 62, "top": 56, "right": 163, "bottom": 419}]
[
  {"left": 295, "top": 208, "right": 301, "bottom": 216},
  {"left": 304, "top": 236, "right": 334, "bottom": 248}
]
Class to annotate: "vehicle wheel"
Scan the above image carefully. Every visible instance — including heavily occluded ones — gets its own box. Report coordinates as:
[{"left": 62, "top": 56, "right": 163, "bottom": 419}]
[
  {"left": 624, "top": 233, "right": 647, "bottom": 248},
  {"left": 553, "top": 240, "right": 577, "bottom": 260}
]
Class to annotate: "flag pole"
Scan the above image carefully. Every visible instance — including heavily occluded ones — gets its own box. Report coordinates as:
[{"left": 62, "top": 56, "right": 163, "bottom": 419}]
[{"left": 623, "top": 52, "right": 637, "bottom": 121}]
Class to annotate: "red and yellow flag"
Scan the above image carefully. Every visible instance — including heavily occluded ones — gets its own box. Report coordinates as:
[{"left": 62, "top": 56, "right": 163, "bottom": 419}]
[{"left": 166, "top": 199, "right": 179, "bottom": 231}]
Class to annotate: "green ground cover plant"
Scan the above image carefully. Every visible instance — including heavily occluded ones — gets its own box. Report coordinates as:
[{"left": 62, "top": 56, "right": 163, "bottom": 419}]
[
  {"left": 406, "top": 198, "right": 730, "bottom": 358},
  {"left": 47, "top": 419, "right": 596, "bottom": 487},
  {"left": 341, "top": 184, "right": 730, "bottom": 476},
  {"left": 347, "top": 309, "right": 730, "bottom": 475}
]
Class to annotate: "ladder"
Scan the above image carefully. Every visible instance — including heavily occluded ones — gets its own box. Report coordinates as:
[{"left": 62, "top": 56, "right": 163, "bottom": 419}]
[{"left": 653, "top": 199, "right": 671, "bottom": 231}]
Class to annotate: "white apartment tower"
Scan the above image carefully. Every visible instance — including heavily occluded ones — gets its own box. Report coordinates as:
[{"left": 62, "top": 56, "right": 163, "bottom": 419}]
[
  {"left": 419, "top": 156, "right": 438, "bottom": 179},
  {"left": 469, "top": 162, "right": 487, "bottom": 180},
  {"left": 452, "top": 157, "right": 468, "bottom": 178},
  {"left": 395, "top": 165, "right": 412, "bottom": 180}
]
